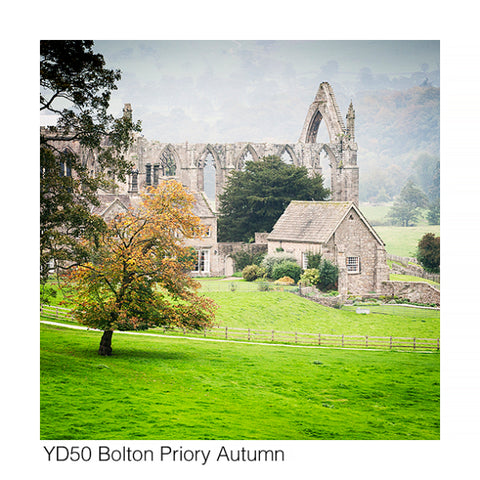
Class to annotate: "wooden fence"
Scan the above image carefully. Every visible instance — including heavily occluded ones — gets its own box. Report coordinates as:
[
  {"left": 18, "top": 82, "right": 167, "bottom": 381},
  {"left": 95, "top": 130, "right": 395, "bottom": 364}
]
[{"left": 40, "top": 304, "right": 440, "bottom": 352}]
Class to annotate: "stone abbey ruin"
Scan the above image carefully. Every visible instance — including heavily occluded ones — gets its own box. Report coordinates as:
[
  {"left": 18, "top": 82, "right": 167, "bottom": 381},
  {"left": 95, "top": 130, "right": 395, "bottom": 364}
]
[
  {"left": 42, "top": 81, "right": 439, "bottom": 303},
  {"left": 120, "top": 82, "right": 359, "bottom": 208}
]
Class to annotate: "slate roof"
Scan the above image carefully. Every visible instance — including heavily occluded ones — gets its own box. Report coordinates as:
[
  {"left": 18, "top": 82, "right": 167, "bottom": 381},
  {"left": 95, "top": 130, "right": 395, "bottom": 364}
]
[
  {"left": 91, "top": 194, "right": 132, "bottom": 216},
  {"left": 191, "top": 192, "right": 215, "bottom": 218},
  {"left": 90, "top": 191, "right": 214, "bottom": 219},
  {"left": 267, "top": 201, "right": 384, "bottom": 245}
]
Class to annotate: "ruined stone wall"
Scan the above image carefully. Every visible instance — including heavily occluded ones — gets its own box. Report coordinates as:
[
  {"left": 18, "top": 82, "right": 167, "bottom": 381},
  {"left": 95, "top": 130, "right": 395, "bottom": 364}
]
[
  {"left": 121, "top": 138, "right": 326, "bottom": 204},
  {"left": 112, "top": 82, "right": 360, "bottom": 207},
  {"left": 381, "top": 281, "right": 440, "bottom": 306}
]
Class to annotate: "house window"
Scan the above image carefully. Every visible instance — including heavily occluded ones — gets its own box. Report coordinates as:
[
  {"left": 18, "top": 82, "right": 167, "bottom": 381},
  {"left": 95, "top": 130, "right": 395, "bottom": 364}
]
[
  {"left": 346, "top": 256, "right": 360, "bottom": 274},
  {"left": 193, "top": 249, "right": 210, "bottom": 274},
  {"left": 205, "top": 226, "right": 211, "bottom": 238}
]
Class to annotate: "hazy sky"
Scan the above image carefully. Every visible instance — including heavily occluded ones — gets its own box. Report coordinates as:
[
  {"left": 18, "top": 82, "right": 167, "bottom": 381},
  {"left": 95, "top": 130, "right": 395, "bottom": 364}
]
[{"left": 42, "top": 40, "right": 440, "bottom": 143}]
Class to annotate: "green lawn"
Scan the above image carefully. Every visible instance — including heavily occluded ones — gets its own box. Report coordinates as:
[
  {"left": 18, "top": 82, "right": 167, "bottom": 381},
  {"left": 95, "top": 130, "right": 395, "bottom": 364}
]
[
  {"left": 390, "top": 273, "right": 440, "bottom": 288},
  {"left": 374, "top": 225, "right": 440, "bottom": 257},
  {"left": 40, "top": 323, "right": 440, "bottom": 440},
  {"left": 204, "top": 290, "right": 439, "bottom": 339},
  {"left": 42, "top": 278, "right": 440, "bottom": 340},
  {"left": 359, "top": 202, "right": 440, "bottom": 257}
]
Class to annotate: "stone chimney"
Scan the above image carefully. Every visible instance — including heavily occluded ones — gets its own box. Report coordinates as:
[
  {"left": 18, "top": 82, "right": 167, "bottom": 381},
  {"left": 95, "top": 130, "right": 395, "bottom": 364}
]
[{"left": 123, "top": 103, "right": 132, "bottom": 121}]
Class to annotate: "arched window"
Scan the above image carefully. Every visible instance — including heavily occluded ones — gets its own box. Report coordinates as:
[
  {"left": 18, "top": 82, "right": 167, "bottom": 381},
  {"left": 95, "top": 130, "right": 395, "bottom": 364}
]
[{"left": 160, "top": 148, "right": 177, "bottom": 177}]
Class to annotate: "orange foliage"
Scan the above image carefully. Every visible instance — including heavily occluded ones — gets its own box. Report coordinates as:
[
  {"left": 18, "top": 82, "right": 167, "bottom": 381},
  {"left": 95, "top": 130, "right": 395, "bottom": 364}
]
[{"left": 69, "top": 180, "right": 216, "bottom": 334}]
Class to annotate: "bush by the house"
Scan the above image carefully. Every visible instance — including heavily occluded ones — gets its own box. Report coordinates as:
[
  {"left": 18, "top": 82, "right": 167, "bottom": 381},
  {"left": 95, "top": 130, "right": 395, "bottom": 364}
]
[
  {"left": 305, "top": 252, "right": 323, "bottom": 270},
  {"left": 274, "top": 276, "right": 296, "bottom": 285},
  {"left": 300, "top": 268, "right": 321, "bottom": 287},
  {"left": 271, "top": 261, "right": 302, "bottom": 283},
  {"left": 318, "top": 259, "right": 339, "bottom": 291},
  {"left": 261, "top": 252, "right": 297, "bottom": 278},
  {"left": 231, "top": 250, "right": 266, "bottom": 272},
  {"left": 242, "top": 264, "right": 266, "bottom": 282}
]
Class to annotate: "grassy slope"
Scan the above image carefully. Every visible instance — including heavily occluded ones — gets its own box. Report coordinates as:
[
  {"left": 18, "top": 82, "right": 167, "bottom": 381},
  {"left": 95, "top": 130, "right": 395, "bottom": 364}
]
[
  {"left": 375, "top": 225, "right": 440, "bottom": 257},
  {"left": 359, "top": 203, "right": 440, "bottom": 258},
  {"left": 40, "top": 323, "right": 440, "bottom": 440},
  {"left": 206, "top": 290, "right": 439, "bottom": 339}
]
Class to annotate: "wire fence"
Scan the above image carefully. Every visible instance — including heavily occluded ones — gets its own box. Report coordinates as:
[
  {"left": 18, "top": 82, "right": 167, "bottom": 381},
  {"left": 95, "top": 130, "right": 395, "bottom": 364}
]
[{"left": 40, "top": 304, "right": 440, "bottom": 352}]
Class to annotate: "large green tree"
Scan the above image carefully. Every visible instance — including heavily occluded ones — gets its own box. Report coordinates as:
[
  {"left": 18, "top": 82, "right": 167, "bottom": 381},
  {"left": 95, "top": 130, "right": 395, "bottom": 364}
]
[
  {"left": 217, "top": 156, "right": 330, "bottom": 242},
  {"left": 40, "top": 41, "right": 141, "bottom": 290}
]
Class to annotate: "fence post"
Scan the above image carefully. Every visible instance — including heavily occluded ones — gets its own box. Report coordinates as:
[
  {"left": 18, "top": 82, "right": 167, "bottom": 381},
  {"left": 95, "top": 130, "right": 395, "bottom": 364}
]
[
  {"left": 204, "top": 327, "right": 207, "bottom": 337},
  {"left": 413, "top": 337, "right": 416, "bottom": 350},
  {"left": 390, "top": 336, "right": 393, "bottom": 349},
  {"left": 56, "top": 307, "right": 59, "bottom": 320},
  {"left": 318, "top": 333, "right": 321, "bottom": 345},
  {"left": 366, "top": 336, "right": 368, "bottom": 348},
  {"left": 271, "top": 330, "right": 274, "bottom": 342},
  {"left": 248, "top": 328, "right": 250, "bottom": 341},
  {"left": 437, "top": 338, "right": 440, "bottom": 350},
  {"left": 295, "top": 332, "right": 298, "bottom": 344},
  {"left": 225, "top": 326, "right": 228, "bottom": 340}
]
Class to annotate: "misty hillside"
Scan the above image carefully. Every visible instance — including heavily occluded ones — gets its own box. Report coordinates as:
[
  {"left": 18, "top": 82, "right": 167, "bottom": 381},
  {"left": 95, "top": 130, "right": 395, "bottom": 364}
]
[{"left": 336, "top": 85, "right": 439, "bottom": 202}]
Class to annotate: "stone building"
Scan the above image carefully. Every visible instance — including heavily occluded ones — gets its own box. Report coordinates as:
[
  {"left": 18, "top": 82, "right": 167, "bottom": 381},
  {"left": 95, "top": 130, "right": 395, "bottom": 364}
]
[
  {"left": 50, "top": 81, "right": 358, "bottom": 209},
  {"left": 267, "top": 201, "right": 389, "bottom": 295},
  {"left": 90, "top": 190, "right": 219, "bottom": 276},
  {"left": 43, "top": 82, "right": 381, "bottom": 285}
]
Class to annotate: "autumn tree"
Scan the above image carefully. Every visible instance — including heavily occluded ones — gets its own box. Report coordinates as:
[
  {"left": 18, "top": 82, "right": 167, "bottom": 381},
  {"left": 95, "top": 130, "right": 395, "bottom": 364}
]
[
  {"left": 68, "top": 181, "right": 217, "bottom": 355},
  {"left": 217, "top": 156, "right": 329, "bottom": 242},
  {"left": 40, "top": 40, "right": 141, "bottom": 293}
]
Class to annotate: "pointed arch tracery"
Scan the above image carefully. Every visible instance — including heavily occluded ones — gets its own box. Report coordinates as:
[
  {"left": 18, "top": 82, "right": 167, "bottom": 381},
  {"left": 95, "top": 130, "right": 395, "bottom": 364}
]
[
  {"left": 197, "top": 144, "right": 221, "bottom": 169},
  {"left": 305, "top": 110, "right": 323, "bottom": 144},
  {"left": 237, "top": 144, "right": 259, "bottom": 170},
  {"left": 278, "top": 144, "right": 298, "bottom": 165},
  {"left": 159, "top": 144, "right": 178, "bottom": 177}
]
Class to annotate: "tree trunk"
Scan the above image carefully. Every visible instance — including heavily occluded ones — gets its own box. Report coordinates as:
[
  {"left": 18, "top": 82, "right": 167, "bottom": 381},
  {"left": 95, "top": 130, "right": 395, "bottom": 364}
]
[{"left": 99, "top": 330, "right": 113, "bottom": 356}]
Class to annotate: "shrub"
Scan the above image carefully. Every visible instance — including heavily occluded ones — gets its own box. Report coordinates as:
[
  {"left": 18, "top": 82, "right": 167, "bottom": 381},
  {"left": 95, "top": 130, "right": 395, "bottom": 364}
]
[
  {"left": 242, "top": 264, "right": 265, "bottom": 282},
  {"left": 271, "top": 261, "right": 302, "bottom": 283},
  {"left": 257, "top": 281, "right": 272, "bottom": 291},
  {"left": 300, "top": 268, "right": 320, "bottom": 287},
  {"left": 231, "top": 250, "right": 266, "bottom": 272},
  {"left": 317, "top": 259, "right": 339, "bottom": 291},
  {"left": 261, "top": 252, "right": 297, "bottom": 278},
  {"left": 305, "top": 252, "right": 323, "bottom": 270},
  {"left": 417, "top": 233, "right": 440, "bottom": 273},
  {"left": 274, "top": 276, "right": 295, "bottom": 285}
]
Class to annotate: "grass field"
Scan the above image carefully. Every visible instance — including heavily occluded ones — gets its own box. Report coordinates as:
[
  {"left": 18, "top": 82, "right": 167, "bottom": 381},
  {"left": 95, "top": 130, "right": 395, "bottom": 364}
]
[
  {"left": 390, "top": 273, "right": 440, "bottom": 288},
  {"left": 40, "top": 273, "right": 440, "bottom": 440},
  {"left": 374, "top": 225, "right": 440, "bottom": 257},
  {"left": 40, "top": 323, "right": 440, "bottom": 440},
  {"left": 359, "top": 202, "right": 440, "bottom": 257},
  {"left": 42, "top": 278, "right": 440, "bottom": 339}
]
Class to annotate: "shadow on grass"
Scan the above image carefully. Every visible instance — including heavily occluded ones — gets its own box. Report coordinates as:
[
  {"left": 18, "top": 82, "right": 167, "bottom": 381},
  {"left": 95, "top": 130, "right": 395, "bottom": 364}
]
[{"left": 98, "top": 346, "right": 193, "bottom": 362}]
